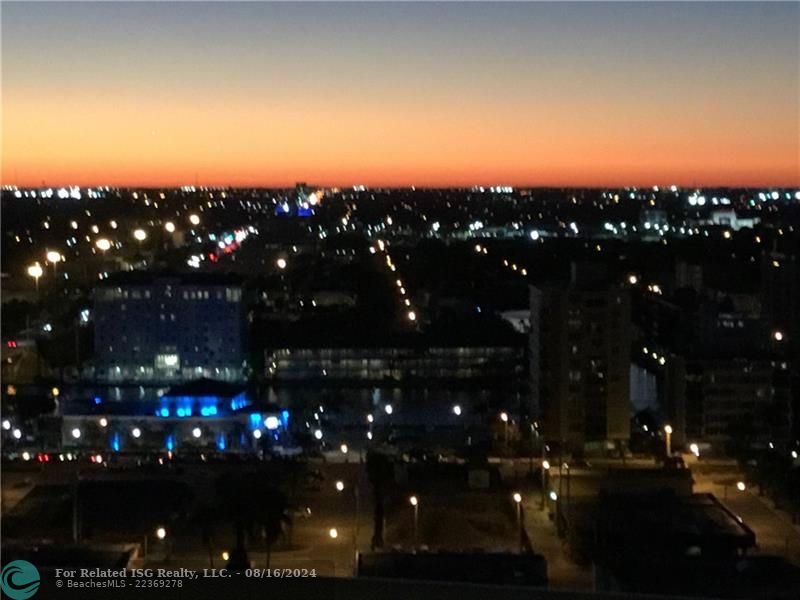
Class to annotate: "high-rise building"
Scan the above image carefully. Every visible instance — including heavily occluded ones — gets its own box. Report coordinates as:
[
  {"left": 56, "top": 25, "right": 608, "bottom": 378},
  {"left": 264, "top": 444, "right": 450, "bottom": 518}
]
[
  {"left": 530, "top": 265, "right": 631, "bottom": 454},
  {"left": 94, "top": 272, "right": 246, "bottom": 383}
]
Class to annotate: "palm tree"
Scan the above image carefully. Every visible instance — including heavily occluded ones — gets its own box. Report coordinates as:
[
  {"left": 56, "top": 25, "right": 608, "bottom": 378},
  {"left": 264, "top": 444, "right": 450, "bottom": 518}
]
[{"left": 216, "top": 472, "right": 291, "bottom": 569}]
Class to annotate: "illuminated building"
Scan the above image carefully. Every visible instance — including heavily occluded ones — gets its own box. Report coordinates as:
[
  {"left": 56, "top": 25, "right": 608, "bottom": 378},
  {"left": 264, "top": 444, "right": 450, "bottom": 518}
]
[
  {"left": 530, "top": 264, "right": 632, "bottom": 454},
  {"left": 94, "top": 272, "right": 246, "bottom": 383}
]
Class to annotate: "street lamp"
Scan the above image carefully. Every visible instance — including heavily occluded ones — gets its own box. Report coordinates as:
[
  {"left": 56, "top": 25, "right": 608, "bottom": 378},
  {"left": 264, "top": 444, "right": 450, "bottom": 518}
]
[
  {"left": 192, "top": 427, "right": 202, "bottom": 439},
  {"left": 95, "top": 238, "right": 111, "bottom": 252},
  {"left": 384, "top": 404, "right": 393, "bottom": 415},
  {"left": 409, "top": 496, "right": 419, "bottom": 549},
  {"left": 773, "top": 330, "right": 785, "bottom": 342},
  {"left": 329, "top": 528, "right": 338, "bottom": 539},
  {"left": 314, "top": 429, "right": 323, "bottom": 440},
  {"left": 156, "top": 526, "right": 167, "bottom": 540},
  {"left": 500, "top": 412, "right": 509, "bottom": 446},
  {"left": 512, "top": 493, "right": 523, "bottom": 552},
  {"left": 340, "top": 443, "right": 349, "bottom": 455},
  {"left": 664, "top": 424, "right": 673, "bottom": 456},
  {"left": 407, "top": 310, "right": 416, "bottom": 322},
  {"left": 736, "top": 481, "right": 746, "bottom": 492},
  {"left": 27, "top": 263, "right": 43, "bottom": 293},
  {"left": 276, "top": 258, "right": 287, "bottom": 270},
  {"left": 336, "top": 480, "right": 345, "bottom": 492},
  {"left": 133, "top": 229, "right": 147, "bottom": 242},
  {"left": 164, "top": 221, "right": 176, "bottom": 233},
  {"left": 452, "top": 404, "right": 462, "bottom": 416},
  {"left": 689, "top": 443, "right": 700, "bottom": 458},
  {"left": 189, "top": 214, "right": 201, "bottom": 226},
  {"left": 46, "top": 251, "right": 62, "bottom": 278},
  {"left": 131, "top": 427, "right": 142, "bottom": 439},
  {"left": 71, "top": 428, "right": 81, "bottom": 439},
  {"left": 99, "top": 418, "right": 108, "bottom": 428}
]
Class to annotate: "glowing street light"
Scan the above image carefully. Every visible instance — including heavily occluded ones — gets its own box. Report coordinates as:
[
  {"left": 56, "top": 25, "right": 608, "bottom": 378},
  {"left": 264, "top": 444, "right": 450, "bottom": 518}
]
[
  {"left": 329, "top": 528, "right": 339, "bottom": 539},
  {"left": 664, "top": 424, "right": 673, "bottom": 456},
  {"left": 690, "top": 443, "right": 700, "bottom": 457},
  {"left": 407, "top": 310, "right": 417, "bottom": 322},
  {"left": 27, "top": 263, "right": 43, "bottom": 292},
  {"left": 99, "top": 418, "right": 108, "bottom": 428},
  {"left": 314, "top": 429, "right": 323, "bottom": 440},
  {"left": 189, "top": 214, "right": 201, "bottom": 226},
  {"left": 542, "top": 460, "right": 551, "bottom": 471},
  {"left": 71, "top": 428, "right": 81, "bottom": 439},
  {"left": 384, "top": 404, "right": 393, "bottom": 415},
  {"left": 773, "top": 330, "right": 785, "bottom": 342},
  {"left": 276, "top": 258, "right": 287, "bottom": 270},
  {"left": 12, "top": 429, "right": 22, "bottom": 440},
  {"left": 452, "top": 404, "right": 462, "bottom": 416},
  {"left": 500, "top": 412, "right": 509, "bottom": 445},
  {"left": 253, "top": 429, "right": 263, "bottom": 439},
  {"left": 409, "top": 495, "right": 419, "bottom": 548},
  {"left": 512, "top": 492, "right": 523, "bottom": 546},
  {"left": 736, "top": 481, "right": 746, "bottom": 492},
  {"left": 133, "top": 229, "right": 147, "bottom": 242},
  {"left": 336, "top": 480, "right": 345, "bottom": 492},
  {"left": 164, "top": 221, "right": 176, "bottom": 233},
  {"left": 155, "top": 526, "right": 167, "bottom": 540},
  {"left": 131, "top": 427, "right": 142, "bottom": 439},
  {"left": 192, "top": 427, "right": 202, "bottom": 439},
  {"left": 46, "top": 251, "right": 63, "bottom": 278},
  {"left": 340, "top": 443, "right": 349, "bottom": 455},
  {"left": 95, "top": 238, "right": 111, "bottom": 252}
]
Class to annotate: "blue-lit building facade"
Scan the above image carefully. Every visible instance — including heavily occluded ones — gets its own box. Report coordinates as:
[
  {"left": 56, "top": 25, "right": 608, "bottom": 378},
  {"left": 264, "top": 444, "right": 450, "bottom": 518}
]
[
  {"left": 59, "top": 380, "right": 289, "bottom": 452},
  {"left": 94, "top": 272, "right": 247, "bottom": 383}
]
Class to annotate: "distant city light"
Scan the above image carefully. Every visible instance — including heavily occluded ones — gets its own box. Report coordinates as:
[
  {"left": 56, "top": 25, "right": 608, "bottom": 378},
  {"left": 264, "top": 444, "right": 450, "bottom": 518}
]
[
  {"left": 189, "top": 214, "right": 201, "bottom": 226},
  {"left": 131, "top": 427, "right": 142, "bottom": 438},
  {"left": 133, "top": 228, "right": 147, "bottom": 242},
  {"left": 384, "top": 404, "right": 393, "bottom": 415},
  {"left": 690, "top": 443, "right": 700, "bottom": 457},
  {"left": 192, "top": 427, "right": 202, "bottom": 438},
  {"left": 736, "top": 481, "right": 746, "bottom": 492},
  {"left": 329, "top": 528, "right": 338, "bottom": 539},
  {"left": 336, "top": 480, "right": 345, "bottom": 492},
  {"left": 513, "top": 492, "right": 522, "bottom": 503},
  {"left": 276, "top": 258, "right": 287, "bottom": 270},
  {"left": 164, "top": 221, "right": 176, "bottom": 233},
  {"left": 314, "top": 429, "right": 323, "bottom": 440},
  {"left": 155, "top": 527, "right": 167, "bottom": 540},
  {"left": 46, "top": 250, "right": 62, "bottom": 264},
  {"left": 71, "top": 428, "right": 81, "bottom": 439},
  {"left": 95, "top": 238, "right": 111, "bottom": 252},
  {"left": 264, "top": 416, "right": 280, "bottom": 430},
  {"left": 773, "top": 330, "right": 785, "bottom": 342},
  {"left": 500, "top": 412, "right": 509, "bottom": 423},
  {"left": 452, "top": 404, "right": 462, "bottom": 416},
  {"left": 12, "top": 429, "right": 22, "bottom": 440},
  {"left": 253, "top": 429, "right": 263, "bottom": 439}
]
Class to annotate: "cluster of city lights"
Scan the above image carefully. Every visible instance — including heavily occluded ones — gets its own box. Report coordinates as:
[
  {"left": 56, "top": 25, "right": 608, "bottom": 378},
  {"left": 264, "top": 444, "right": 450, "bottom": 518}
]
[{"left": 373, "top": 240, "right": 417, "bottom": 323}]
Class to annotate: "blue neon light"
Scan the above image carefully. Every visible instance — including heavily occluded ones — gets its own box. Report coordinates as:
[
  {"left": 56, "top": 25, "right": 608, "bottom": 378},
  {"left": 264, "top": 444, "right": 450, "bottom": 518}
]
[
  {"left": 111, "top": 433, "right": 120, "bottom": 452},
  {"left": 217, "top": 434, "right": 227, "bottom": 451},
  {"left": 166, "top": 435, "right": 175, "bottom": 451}
]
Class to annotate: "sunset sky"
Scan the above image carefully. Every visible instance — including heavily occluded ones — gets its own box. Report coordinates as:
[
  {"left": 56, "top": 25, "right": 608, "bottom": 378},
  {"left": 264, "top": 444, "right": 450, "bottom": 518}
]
[{"left": 2, "top": 2, "right": 798, "bottom": 188}]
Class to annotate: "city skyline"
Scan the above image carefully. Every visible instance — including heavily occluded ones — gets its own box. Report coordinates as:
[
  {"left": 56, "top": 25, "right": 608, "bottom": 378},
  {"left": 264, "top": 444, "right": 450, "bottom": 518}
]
[{"left": 2, "top": 2, "right": 799, "bottom": 188}]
